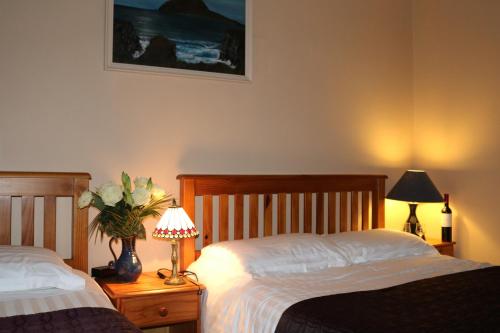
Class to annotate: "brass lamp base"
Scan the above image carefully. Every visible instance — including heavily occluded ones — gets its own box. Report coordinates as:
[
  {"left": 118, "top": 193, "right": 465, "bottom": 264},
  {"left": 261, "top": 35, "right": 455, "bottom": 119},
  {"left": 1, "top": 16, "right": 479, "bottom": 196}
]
[
  {"left": 164, "top": 275, "right": 185, "bottom": 285},
  {"left": 164, "top": 239, "right": 185, "bottom": 285}
]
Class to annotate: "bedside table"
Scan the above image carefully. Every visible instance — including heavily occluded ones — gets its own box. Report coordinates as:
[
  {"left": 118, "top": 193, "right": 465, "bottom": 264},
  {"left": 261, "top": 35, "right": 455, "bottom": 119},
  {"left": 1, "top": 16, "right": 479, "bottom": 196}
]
[
  {"left": 97, "top": 272, "right": 204, "bottom": 332},
  {"left": 427, "top": 239, "right": 456, "bottom": 256}
]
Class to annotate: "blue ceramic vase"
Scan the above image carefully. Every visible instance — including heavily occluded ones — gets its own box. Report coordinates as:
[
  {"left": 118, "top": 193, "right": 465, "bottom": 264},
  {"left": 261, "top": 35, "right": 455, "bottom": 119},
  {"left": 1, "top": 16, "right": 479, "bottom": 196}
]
[{"left": 115, "top": 236, "right": 142, "bottom": 282}]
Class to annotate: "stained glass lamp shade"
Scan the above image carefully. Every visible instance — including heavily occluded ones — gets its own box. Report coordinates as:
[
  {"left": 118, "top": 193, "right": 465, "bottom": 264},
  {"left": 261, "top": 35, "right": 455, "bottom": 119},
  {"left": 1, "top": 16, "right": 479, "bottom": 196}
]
[{"left": 153, "top": 200, "right": 199, "bottom": 285}]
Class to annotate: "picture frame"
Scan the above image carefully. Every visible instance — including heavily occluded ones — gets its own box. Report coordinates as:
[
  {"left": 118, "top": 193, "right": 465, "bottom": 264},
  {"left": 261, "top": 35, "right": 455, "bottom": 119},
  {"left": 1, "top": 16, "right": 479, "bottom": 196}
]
[{"left": 105, "top": 0, "right": 252, "bottom": 81}]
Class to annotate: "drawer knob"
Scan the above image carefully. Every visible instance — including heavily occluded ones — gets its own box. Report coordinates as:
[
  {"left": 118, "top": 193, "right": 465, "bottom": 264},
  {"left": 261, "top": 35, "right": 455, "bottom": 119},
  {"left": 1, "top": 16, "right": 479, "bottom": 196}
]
[{"left": 158, "top": 307, "right": 168, "bottom": 317}]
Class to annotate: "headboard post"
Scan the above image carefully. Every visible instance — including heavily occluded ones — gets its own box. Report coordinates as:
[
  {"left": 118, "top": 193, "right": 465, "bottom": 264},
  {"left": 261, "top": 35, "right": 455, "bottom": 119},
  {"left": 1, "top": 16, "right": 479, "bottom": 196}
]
[
  {"left": 179, "top": 178, "right": 196, "bottom": 271},
  {"left": 177, "top": 174, "right": 388, "bottom": 270},
  {"left": 69, "top": 176, "right": 90, "bottom": 272},
  {"left": 372, "top": 177, "right": 386, "bottom": 228}
]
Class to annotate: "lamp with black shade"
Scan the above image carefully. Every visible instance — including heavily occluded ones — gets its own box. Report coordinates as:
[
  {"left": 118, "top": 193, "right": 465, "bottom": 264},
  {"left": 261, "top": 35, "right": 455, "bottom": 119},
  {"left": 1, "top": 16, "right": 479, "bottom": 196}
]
[{"left": 386, "top": 170, "right": 443, "bottom": 239}]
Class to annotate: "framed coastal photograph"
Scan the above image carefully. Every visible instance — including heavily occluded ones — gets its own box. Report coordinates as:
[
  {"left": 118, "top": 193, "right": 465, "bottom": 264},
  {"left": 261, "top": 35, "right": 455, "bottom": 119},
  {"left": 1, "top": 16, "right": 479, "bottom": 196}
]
[{"left": 105, "top": 0, "right": 251, "bottom": 80}]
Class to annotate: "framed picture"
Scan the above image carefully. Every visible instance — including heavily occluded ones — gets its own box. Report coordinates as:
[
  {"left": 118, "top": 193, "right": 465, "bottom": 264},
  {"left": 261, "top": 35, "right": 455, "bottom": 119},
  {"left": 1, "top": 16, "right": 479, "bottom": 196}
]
[{"left": 105, "top": 0, "right": 251, "bottom": 81}]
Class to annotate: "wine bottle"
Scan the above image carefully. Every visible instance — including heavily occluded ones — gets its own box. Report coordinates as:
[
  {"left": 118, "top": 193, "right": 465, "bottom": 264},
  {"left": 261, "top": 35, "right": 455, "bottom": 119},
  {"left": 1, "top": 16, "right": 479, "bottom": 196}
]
[{"left": 441, "top": 193, "right": 452, "bottom": 242}]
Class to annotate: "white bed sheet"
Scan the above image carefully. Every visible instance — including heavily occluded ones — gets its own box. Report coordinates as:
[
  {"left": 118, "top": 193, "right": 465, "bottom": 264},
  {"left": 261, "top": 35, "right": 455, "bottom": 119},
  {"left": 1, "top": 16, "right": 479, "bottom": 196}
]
[
  {"left": 0, "top": 270, "right": 114, "bottom": 317},
  {"left": 199, "top": 255, "right": 489, "bottom": 333}
]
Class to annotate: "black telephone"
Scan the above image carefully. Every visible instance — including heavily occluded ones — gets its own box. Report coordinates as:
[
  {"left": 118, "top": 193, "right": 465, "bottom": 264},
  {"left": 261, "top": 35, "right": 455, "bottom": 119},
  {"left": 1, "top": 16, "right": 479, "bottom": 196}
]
[{"left": 91, "top": 238, "right": 118, "bottom": 278}]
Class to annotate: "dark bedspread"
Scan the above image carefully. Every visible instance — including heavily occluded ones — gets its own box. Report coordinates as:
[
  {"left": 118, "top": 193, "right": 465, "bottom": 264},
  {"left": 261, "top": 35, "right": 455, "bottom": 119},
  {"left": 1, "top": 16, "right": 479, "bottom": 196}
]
[
  {"left": 275, "top": 266, "right": 500, "bottom": 333},
  {"left": 0, "top": 307, "right": 141, "bottom": 333}
]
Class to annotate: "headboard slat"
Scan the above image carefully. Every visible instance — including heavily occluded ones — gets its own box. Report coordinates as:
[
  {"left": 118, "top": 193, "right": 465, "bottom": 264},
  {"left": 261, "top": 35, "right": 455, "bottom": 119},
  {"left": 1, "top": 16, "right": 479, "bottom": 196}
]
[
  {"left": 340, "top": 192, "right": 348, "bottom": 232},
  {"left": 362, "top": 191, "right": 370, "bottom": 230},
  {"left": 316, "top": 193, "right": 324, "bottom": 234},
  {"left": 177, "top": 174, "right": 387, "bottom": 270},
  {"left": 291, "top": 193, "right": 300, "bottom": 233},
  {"left": 304, "top": 193, "right": 312, "bottom": 233},
  {"left": 278, "top": 193, "right": 287, "bottom": 234},
  {"left": 203, "top": 196, "right": 213, "bottom": 247},
  {"left": 351, "top": 192, "right": 359, "bottom": 231},
  {"left": 21, "top": 196, "right": 35, "bottom": 246},
  {"left": 234, "top": 194, "right": 244, "bottom": 240},
  {"left": 249, "top": 194, "right": 259, "bottom": 238},
  {"left": 44, "top": 196, "right": 57, "bottom": 251},
  {"left": 328, "top": 193, "right": 336, "bottom": 234},
  {"left": 264, "top": 194, "right": 272, "bottom": 236},
  {"left": 0, "top": 196, "right": 11, "bottom": 245},
  {"left": 219, "top": 195, "right": 229, "bottom": 241}
]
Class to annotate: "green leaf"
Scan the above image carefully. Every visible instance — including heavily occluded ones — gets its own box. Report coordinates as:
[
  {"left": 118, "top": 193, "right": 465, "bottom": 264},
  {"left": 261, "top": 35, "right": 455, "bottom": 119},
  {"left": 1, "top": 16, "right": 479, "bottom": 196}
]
[
  {"left": 147, "top": 178, "right": 153, "bottom": 191},
  {"left": 137, "top": 224, "right": 146, "bottom": 239},
  {"left": 124, "top": 191, "right": 133, "bottom": 207},
  {"left": 121, "top": 172, "right": 131, "bottom": 192},
  {"left": 121, "top": 172, "right": 133, "bottom": 206},
  {"left": 92, "top": 193, "right": 105, "bottom": 211}
]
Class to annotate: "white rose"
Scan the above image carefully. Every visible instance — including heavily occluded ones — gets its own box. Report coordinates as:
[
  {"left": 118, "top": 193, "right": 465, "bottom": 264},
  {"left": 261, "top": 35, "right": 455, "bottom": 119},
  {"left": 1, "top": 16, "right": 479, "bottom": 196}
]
[
  {"left": 78, "top": 191, "right": 93, "bottom": 208},
  {"left": 134, "top": 177, "right": 149, "bottom": 189},
  {"left": 98, "top": 182, "right": 123, "bottom": 206},
  {"left": 151, "top": 185, "right": 166, "bottom": 200},
  {"left": 132, "top": 188, "right": 151, "bottom": 206}
]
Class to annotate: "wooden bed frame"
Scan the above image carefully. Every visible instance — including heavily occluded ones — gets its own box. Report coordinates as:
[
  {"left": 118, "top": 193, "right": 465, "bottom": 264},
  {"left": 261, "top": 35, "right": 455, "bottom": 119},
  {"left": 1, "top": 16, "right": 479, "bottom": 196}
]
[
  {"left": 177, "top": 174, "right": 387, "bottom": 270},
  {"left": 0, "top": 172, "right": 90, "bottom": 272}
]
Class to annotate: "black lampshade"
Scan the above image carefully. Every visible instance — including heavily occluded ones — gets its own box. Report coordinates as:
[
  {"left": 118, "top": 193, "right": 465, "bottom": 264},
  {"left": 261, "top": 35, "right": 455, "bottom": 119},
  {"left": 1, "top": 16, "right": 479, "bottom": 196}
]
[{"left": 387, "top": 170, "right": 443, "bottom": 203}]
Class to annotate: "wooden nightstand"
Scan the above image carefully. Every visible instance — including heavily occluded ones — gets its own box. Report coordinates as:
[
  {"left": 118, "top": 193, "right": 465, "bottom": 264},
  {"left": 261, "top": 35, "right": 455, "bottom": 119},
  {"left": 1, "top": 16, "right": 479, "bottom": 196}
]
[
  {"left": 427, "top": 239, "right": 456, "bottom": 257},
  {"left": 97, "top": 272, "right": 204, "bottom": 332}
]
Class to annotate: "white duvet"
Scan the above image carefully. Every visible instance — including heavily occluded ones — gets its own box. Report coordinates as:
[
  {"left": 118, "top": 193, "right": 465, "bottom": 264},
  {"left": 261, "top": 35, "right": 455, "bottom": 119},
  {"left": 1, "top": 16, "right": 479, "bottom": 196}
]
[
  {"left": 0, "top": 246, "right": 114, "bottom": 317},
  {"left": 0, "top": 270, "right": 114, "bottom": 317},
  {"left": 194, "top": 255, "right": 488, "bottom": 333}
]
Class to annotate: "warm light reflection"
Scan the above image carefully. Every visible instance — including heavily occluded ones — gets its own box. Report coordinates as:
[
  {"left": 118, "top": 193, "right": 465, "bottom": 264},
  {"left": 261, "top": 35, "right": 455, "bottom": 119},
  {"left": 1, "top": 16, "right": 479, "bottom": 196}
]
[
  {"left": 414, "top": 103, "right": 494, "bottom": 169},
  {"left": 385, "top": 199, "right": 409, "bottom": 231},
  {"left": 415, "top": 131, "right": 476, "bottom": 168},
  {"left": 385, "top": 199, "right": 443, "bottom": 239},
  {"left": 357, "top": 110, "right": 413, "bottom": 167},
  {"left": 200, "top": 247, "right": 245, "bottom": 273},
  {"left": 187, "top": 246, "right": 250, "bottom": 292},
  {"left": 413, "top": 202, "right": 443, "bottom": 240}
]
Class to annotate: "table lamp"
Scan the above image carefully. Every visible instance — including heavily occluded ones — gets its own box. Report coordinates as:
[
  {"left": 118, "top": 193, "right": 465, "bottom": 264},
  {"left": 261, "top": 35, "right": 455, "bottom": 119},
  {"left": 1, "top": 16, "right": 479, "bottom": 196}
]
[
  {"left": 386, "top": 170, "right": 443, "bottom": 239},
  {"left": 153, "top": 199, "right": 199, "bottom": 285}
]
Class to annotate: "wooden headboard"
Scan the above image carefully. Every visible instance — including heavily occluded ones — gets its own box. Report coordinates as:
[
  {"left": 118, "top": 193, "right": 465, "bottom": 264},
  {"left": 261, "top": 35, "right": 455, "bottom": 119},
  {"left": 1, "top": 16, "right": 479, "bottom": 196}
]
[
  {"left": 177, "top": 174, "right": 387, "bottom": 270},
  {"left": 0, "top": 172, "right": 90, "bottom": 272}
]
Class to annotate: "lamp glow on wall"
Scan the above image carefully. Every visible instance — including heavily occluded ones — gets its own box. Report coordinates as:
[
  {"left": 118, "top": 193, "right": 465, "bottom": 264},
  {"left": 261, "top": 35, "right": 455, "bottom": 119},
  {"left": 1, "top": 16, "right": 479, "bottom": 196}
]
[
  {"left": 386, "top": 170, "right": 443, "bottom": 239},
  {"left": 153, "top": 200, "right": 199, "bottom": 285}
]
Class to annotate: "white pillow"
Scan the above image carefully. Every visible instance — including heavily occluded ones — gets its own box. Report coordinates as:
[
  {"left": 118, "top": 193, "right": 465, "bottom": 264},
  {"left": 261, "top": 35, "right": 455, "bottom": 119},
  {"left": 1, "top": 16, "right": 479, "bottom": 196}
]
[
  {"left": 323, "top": 229, "right": 439, "bottom": 264},
  {"left": 0, "top": 246, "right": 86, "bottom": 292},
  {"left": 191, "top": 234, "right": 349, "bottom": 278}
]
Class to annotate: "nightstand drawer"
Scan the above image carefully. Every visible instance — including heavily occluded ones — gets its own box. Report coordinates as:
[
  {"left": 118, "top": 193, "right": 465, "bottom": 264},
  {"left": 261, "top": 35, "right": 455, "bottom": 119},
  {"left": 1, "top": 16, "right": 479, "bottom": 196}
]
[
  {"left": 435, "top": 245, "right": 454, "bottom": 256},
  {"left": 120, "top": 291, "right": 199, "bottom": 328},
  {"left": 427, "top": 239, "right": 455, "bottom": 257}
]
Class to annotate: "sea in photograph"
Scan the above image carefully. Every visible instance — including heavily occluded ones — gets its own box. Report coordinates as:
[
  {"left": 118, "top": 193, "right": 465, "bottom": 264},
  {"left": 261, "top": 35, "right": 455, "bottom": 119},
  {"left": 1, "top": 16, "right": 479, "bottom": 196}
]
[{"left": 112, "top": 0, "right": 246, "bottom": 75}]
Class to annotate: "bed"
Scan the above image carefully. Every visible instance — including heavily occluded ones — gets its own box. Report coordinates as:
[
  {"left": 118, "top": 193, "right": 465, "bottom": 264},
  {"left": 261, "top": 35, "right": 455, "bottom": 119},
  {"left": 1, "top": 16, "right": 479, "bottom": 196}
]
[
  {"left": 176, "top": 174, "right": 500, "bottom": 333},
  {"left": 0, "top": 172, "right": 141, "bottom": 332}
]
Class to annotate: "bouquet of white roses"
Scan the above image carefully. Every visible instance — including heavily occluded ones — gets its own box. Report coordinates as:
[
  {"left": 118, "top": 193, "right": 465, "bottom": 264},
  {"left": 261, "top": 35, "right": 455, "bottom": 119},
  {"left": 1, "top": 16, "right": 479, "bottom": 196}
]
[{"left": 78, "top": 172, "right": 171, "bottom": 240}]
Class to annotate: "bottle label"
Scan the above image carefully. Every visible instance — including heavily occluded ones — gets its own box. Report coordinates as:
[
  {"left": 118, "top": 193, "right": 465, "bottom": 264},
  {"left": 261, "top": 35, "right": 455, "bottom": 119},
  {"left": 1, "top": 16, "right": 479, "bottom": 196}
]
[{"left": 441, "top": 214, "right": 452, "bottom": 227}]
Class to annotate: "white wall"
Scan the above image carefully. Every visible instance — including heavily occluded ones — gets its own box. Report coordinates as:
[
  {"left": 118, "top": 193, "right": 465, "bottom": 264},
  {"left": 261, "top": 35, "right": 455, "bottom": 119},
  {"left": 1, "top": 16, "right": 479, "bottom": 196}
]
[
  {"left": 0, "top": 0, "right": 415, "bottom": 270},
  {"left": 413, "top": 0, "right": 500, "bottom": 264}
]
